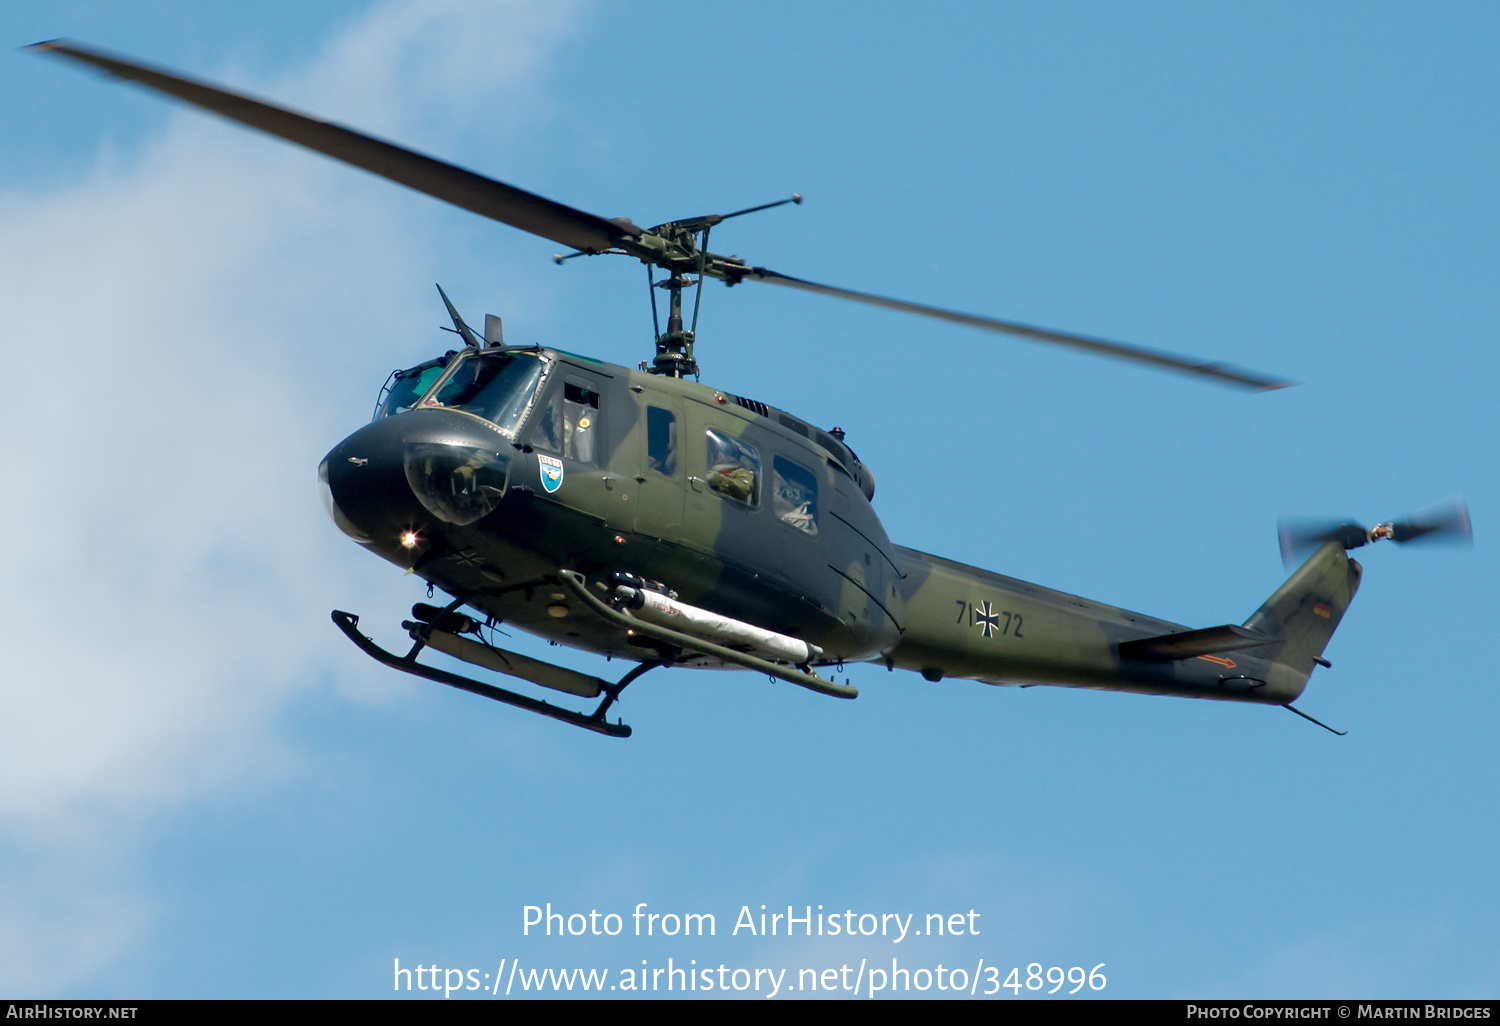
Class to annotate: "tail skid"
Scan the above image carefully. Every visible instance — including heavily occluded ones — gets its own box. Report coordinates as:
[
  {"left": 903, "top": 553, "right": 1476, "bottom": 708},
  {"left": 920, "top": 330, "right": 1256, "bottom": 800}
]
[{"left": 1284, "top": 703, "right": 1348, "bottom": 736}]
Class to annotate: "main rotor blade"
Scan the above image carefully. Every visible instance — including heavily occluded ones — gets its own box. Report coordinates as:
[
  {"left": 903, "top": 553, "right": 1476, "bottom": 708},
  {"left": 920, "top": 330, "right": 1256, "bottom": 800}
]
[
  {"left": 738, "top": 266, "right": 1292, "bottom": 391},
  {"left": 29, "top": 39, "right": 636, "bottom": 253}
]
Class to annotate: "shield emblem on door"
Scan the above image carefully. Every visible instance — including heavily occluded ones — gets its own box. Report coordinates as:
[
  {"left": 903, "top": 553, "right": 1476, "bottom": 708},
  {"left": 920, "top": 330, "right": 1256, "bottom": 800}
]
[{"left": 538, "top": 454, "right": 564, "bottom": 493}]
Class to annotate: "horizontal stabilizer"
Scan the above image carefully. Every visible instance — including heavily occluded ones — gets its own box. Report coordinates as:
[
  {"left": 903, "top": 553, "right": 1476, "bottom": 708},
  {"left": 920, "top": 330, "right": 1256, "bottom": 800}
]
[{"left": 1119, "top": 624, "right": 1276, "bottom": 662}]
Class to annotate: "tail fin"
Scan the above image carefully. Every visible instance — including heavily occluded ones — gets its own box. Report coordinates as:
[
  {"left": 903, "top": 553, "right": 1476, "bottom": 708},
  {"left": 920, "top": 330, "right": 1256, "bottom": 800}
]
[{"left": 1245, "top": 541, "right": 1363, "bottom": 701}]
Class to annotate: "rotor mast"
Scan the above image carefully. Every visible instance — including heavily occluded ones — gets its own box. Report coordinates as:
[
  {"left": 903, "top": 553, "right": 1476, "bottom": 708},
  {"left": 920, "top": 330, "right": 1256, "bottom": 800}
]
[
  {"left": 636, "top": 195, "right": 801, "bottom": 378},
  {"left": 652, "top": 270, "right": 698, "bottom": 377}
]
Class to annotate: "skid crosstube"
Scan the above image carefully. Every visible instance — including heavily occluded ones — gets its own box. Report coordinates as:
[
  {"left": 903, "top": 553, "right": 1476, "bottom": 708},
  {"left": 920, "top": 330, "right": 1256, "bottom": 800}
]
[{"left": 331, "top": 610, "right": 640, "bottom": 738}]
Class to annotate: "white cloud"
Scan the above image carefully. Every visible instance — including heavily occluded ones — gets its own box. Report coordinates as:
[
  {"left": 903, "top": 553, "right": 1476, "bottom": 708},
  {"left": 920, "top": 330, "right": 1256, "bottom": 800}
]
[
  {"left": 0, "top": 857, "right": 146, "bottom": 995},
  {"left": 0, "top": 0, "right": 580, "bottom": 989}
]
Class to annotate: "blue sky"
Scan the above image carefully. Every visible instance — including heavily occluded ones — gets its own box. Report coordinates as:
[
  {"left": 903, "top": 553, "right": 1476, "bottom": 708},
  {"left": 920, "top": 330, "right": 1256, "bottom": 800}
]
[{"left": 1, "top": 0, "right": 1496, "bottom": 999}]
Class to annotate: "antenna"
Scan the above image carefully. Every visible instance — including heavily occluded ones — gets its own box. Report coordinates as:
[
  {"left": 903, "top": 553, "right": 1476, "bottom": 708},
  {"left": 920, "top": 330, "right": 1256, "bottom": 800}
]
[{"left": 435, "top": 284, "right": 480, "bottom": 348}]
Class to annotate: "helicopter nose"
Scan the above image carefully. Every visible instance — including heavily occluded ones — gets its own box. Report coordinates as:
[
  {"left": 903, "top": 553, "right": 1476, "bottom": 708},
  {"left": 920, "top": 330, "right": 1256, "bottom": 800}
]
[{"left": 319, "top": 411, "right": 512, "bottom": 545}]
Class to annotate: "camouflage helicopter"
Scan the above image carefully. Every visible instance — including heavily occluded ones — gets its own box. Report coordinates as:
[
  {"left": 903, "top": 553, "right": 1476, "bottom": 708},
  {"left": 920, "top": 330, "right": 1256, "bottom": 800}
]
[{"left": 34, "top": 41, "right": 1472, "bottom": 738}]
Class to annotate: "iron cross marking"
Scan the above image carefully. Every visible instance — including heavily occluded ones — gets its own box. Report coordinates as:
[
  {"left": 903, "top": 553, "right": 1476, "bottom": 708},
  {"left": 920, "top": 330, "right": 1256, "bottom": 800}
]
[
  {"left": 975, "top": 600, "right": 1001, "bottom": 638},
  {"left": 450, "top": 549, "right": 486, "bottom": 568}
]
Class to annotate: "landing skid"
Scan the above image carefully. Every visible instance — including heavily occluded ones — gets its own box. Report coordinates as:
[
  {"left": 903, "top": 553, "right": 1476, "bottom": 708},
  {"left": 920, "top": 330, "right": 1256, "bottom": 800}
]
[{"left": 331, "top": 610, "right": 651, "bottom": 738}]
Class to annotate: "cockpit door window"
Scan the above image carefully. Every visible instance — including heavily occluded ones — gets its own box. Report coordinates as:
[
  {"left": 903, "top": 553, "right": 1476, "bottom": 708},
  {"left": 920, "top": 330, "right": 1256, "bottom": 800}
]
[{"left": 529, "top": 376, "right": 601, "bottom": 465}]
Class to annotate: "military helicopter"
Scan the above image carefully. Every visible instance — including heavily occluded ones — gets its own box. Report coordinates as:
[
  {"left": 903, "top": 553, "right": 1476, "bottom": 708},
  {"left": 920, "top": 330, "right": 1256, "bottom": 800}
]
[{"left": 32, "top": 40, "right": 1472, "bottom": 739}]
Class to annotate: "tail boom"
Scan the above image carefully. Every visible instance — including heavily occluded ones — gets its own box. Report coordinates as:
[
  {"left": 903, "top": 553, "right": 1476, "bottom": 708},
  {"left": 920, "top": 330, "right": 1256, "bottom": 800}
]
[{"left": 884, "top": 543, "right": 1360, "bottom": 706}]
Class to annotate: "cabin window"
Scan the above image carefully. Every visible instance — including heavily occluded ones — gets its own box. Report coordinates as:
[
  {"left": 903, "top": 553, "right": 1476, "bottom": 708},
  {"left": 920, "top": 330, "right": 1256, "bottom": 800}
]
[
  {"left": 647, "top": 406, "right": 677, "bottom": 476},
  {"left": 529, "top": 377, "right": 601, "bottom": 464},
  {"left": 772, "top": 456, "right": 818, "bottom": 535},
  {"left": 422, "top": 352, "right": 546, "bottom": 438},
  {"left": 705, "top": 429, "right": 760, "bottom": 506}
]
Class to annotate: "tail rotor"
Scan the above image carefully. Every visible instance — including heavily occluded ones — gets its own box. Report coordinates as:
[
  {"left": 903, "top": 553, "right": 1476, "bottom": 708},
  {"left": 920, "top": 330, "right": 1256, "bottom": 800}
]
[{"left": 1278, "top": 498, "right": 1472, "bottom": 568}]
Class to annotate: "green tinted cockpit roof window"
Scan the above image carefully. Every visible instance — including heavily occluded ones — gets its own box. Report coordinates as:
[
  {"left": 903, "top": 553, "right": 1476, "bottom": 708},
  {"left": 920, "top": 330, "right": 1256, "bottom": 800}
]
[{"left": 376, "top": 360, "right": 448, "bottom": 419}]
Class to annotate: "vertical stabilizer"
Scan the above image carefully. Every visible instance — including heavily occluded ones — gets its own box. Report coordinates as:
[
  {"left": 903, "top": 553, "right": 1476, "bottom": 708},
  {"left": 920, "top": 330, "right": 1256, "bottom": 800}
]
[{"left": 1245, "top": 541, "right": 1362, "bottom": 700}]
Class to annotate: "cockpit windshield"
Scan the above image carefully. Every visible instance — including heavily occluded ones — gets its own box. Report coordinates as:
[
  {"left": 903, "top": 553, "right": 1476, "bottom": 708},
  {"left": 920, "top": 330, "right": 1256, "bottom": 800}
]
[
  {"left": 424, "top": 352, "right": 548, "bottom": 437},
  {"left": 374, "top": 358, "right": 449, "bottom": 419},
  {"left": 375, "top": 351, "right": 549, "bottom": 437}
]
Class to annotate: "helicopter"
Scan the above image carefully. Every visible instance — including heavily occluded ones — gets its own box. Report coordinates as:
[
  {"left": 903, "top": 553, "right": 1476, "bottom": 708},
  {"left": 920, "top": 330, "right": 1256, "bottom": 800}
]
[{"left": 31, "top": 40, "right": 1472, "bottom": 739}]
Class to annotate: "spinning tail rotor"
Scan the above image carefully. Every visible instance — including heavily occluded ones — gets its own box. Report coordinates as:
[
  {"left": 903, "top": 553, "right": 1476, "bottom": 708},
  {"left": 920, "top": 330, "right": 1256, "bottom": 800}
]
[{"left": 1278, "top": 498, "right": 1472, "bottom": 568}]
